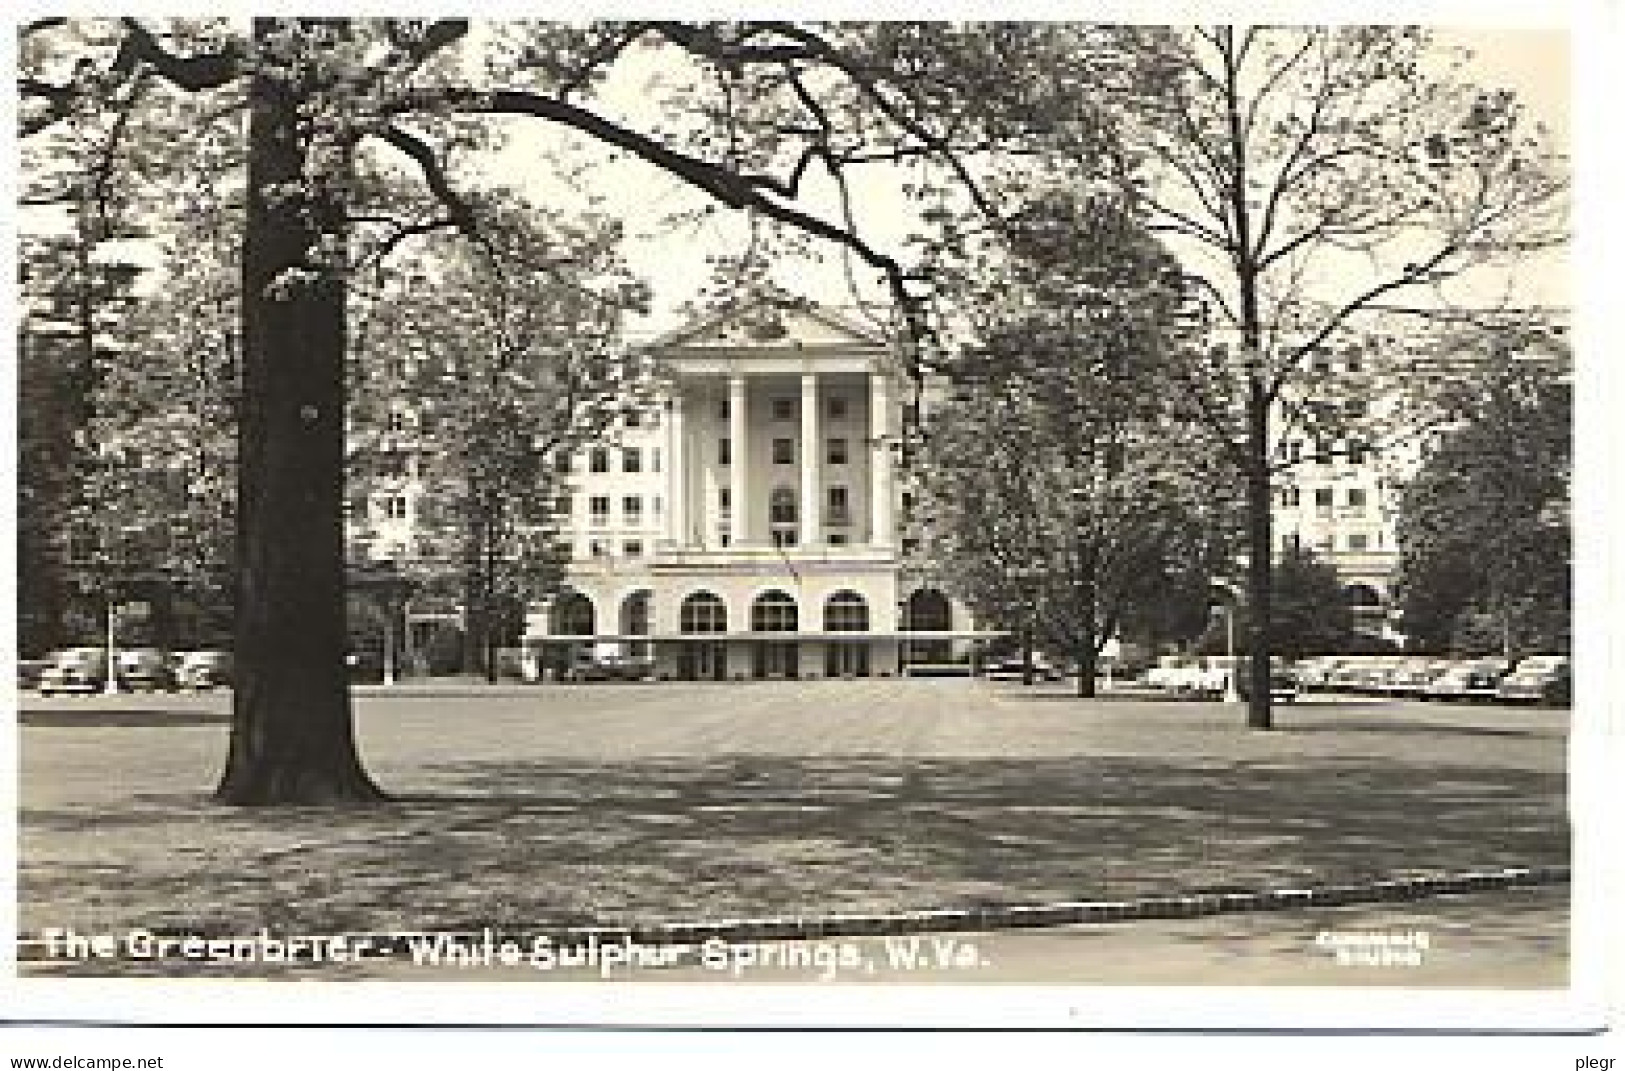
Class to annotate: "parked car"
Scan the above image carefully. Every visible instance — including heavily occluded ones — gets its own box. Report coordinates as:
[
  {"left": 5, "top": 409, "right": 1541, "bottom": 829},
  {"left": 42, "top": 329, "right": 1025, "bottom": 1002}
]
[
  {"left": 1424, "top": 658, "right": 1512, "bottom": 702},
  {"left": 1380, "top": 657, "right": 1454, "bottom": 699},
  {"left": 983, "top": 653, "right": 1063, "bottom": 682},
  {"left": 1495, "top": 655, "right": 1571, "bottom": 707},
  {"left": 116, "top": 648, "right": 175, "bottom": 692},
  {"left": 37, "top": 647, "right": 110, "bottom": 696},
  {"left": 17, "top": 658, "right": 51, "bottom": 691},
  {"left": 174, "top": 650, "right": 233, "bottom": 691},
  {"left": 569, "top": 642, "right": 655, "bottom": 682},
  {"left": 1291, "top": 656, "right": 1344, "bottom": 692},
  {"left": 1236, "top": 665, "right": 1301, "bottom": 703}
]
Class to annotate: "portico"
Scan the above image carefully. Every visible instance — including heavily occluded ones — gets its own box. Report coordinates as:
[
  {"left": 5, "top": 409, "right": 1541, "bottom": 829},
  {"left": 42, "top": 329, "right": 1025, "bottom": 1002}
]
[{"left": 526, "top": 297, "right": 997, "bottom": 681}]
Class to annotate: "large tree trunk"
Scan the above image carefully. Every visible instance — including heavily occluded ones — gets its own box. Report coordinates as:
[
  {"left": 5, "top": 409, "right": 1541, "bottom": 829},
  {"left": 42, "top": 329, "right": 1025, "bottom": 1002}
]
[
  {"left": 1244, "top": 382, "right": 1274, "bottom": 730},
  {"left": 216, "top": 21, "right": 384, "bottom": 804}
]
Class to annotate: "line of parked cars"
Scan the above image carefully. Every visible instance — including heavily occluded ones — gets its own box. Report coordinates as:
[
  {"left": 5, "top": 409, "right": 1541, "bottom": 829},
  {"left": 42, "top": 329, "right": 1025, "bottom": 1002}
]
[
  {"left": 22, "top": 648, "right": 233, "bottom": 696},
  {"left": 1292, "top": 653, "right": 1570, "bottom": 706}
]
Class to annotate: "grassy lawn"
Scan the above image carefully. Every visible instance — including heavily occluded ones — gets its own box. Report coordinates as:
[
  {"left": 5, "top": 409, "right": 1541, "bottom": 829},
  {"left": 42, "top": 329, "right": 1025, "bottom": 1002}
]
[{"left": 17, "top": 680, "right": 1569, "bottom": 944}]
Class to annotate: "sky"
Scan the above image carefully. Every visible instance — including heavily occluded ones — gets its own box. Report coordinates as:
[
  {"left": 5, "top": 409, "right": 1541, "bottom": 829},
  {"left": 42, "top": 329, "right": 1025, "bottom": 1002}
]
[{"left": 469, "top": 25, "right": 1574, "bottom": 340}]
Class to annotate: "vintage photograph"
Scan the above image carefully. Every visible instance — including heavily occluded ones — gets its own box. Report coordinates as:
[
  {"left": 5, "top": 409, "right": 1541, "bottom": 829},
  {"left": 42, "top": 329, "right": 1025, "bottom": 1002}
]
[{"left": 9, "top": 14, "right": 1584, "bottom": 1029}]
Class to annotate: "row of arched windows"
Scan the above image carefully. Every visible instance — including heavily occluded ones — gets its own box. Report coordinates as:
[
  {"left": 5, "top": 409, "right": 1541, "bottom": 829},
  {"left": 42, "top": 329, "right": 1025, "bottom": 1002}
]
[{"left": 549, "top": 588, "right": 952, "bottom": 636}]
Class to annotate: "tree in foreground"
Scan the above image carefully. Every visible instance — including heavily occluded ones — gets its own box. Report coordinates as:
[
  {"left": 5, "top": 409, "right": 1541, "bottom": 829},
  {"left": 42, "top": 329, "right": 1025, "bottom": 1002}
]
[
  {"left": 1113, "top": 26, "right": 1566, "bottom": 727},
  {"left": 22, "top": 18, "right": 1122, "bottom": 802}
]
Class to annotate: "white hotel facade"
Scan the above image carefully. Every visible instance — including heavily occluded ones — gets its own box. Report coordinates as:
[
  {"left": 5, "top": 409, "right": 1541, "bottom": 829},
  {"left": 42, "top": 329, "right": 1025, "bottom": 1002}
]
[{"left": 525, "top": 300, "right": 985, "bottom": 680}]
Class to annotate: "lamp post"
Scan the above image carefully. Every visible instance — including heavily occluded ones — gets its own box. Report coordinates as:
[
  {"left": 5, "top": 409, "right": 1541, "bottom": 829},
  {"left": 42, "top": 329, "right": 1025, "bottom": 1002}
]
[
  {"left": 1222, "top": 602, "right": 1241, "bottom": 704},
  {"left": 102, "top": 594, "right": 120, "bottom": 695}
]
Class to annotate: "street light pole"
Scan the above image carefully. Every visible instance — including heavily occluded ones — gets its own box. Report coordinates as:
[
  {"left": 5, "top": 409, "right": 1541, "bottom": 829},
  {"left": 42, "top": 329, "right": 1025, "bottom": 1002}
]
[
  {"left": 103, "top": 597, "right": 119, "bottom": 696},
  {"left": 1223, "top": 602, "right": 1242, "bottom": 704}
]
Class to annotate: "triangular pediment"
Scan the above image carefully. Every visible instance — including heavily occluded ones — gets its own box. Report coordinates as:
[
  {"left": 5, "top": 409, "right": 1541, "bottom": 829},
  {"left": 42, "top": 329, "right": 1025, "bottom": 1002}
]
[{"left": 652, "top": 296, "right": 889, "bottom": 352}]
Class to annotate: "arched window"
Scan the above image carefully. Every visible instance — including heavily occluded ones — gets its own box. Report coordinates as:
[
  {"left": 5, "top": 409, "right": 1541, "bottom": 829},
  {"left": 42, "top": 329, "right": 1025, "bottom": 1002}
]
[
  {"left": 550, "top": 591, "right": 595, "bottom": 636},
  {"left": 769, "top": 487, "right": 798, "bottom": 525},
  {"left": 620, "top": 590, "right": 652, "bottom": 636},
  {"left": 751, "top": 590, "right": 799, "bottom": 633},
  {"left": 679, "top": 591, "right": 728, "bottom": 634},
  {"left": 901, "top": 588, "right": 951, "bottom": 632},
  {"left": 824, "top": 590, "right": 869, "bottom": 632}
]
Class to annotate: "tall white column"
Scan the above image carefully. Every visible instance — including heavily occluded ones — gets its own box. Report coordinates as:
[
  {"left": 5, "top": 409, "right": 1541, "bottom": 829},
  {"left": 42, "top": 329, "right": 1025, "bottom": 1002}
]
[
  {"left": 799, "top": 373, "right": 821, "bottom": 547},
  {"left": 729, "top": 375, "right": 749, "bottom": 546},
  {"left": 668, "top": 389, "right": 686, "bottom": 546},
  {"left": 869, "top": 373, "right": 893, "bottom": 548}
]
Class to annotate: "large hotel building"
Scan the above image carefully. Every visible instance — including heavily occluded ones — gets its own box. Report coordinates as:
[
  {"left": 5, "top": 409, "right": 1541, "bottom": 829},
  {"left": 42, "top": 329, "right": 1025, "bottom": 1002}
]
[
  {"left": 353, "top": 297, "right": 1565, "bottom": 674},
  {"left": 518, "top": 300, "right": 985, "bottom": 680}
]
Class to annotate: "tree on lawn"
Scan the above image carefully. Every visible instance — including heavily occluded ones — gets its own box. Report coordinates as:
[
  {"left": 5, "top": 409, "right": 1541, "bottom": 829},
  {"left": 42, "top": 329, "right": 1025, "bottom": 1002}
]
[
  {"left": 1111, "top": 26, "right": 1566, "bottom": 727},
  {"left": 1200, "top": 545, "right": 1355, "bottom": 659},
  {"left": 1395, "top": 348, "right": 1570, "bottom": 658},
  {"left": 347, "top": 191, "right": 651, "bottom": 680},
  {"left": 21, "top": 18, "right": 1129, "bottom": 803},
  {"left": 918, "top": 192, "right": 1237, "bottom": 696}
]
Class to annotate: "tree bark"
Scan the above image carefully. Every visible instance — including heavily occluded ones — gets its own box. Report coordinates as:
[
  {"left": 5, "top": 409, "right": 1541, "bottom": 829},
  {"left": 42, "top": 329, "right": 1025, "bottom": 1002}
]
[
  {"left": 215, "top": 21, "right": 385, "bottom": 804},
  {"left": 1244, "top": 383, "right": 1274, "bottom": 729}
]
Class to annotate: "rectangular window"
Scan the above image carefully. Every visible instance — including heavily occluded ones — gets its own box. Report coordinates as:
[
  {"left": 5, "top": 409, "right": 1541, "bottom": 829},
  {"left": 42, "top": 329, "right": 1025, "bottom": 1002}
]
[
  {"left": 345, "top": 497, "right": 368, "bottom": 521},
  {"left": 1280, "top": 486, "right": 1300, "bottom": 508},
  {"left": 623, "top": 539, "right": 644, "bottom": 557},
  {"left": 1285, "top": 441, "right": 1302, "bottom": 464},
  {"left": 827, "top": 397, "right": 847, "bottom": 420},
  {"left": 624, "top": 410, "right": 641, "bottom": 429},
  {"left": 828, "top": 485, "right": 850, "bottom": 524},
  {"left": 385, "top": 496, "right": 409, "bottom": 520},
  {"left": 719, "top": 488, "right": 731, "bottom": 516},
  {"left": 651, "top": 448, "right": 662, "bottom": 473},
  {"left": 623, "top": 447, "right": 642, "bottom": 473},
  {"left": 772, "top": 398, "right": 796, "bottom": 421},
  {"left": 1348, "top": 533, "right": 1370, "bottom": 551},
  {"left": 590, "top": 448, "right": 610, "bottom": 473},
  {"left": 717, "top": 399, "right": 730, "bottom": 420},
  {"left": 1314, "top": 488, "right": 1334, "bottom": 513},
  {"left": 828, "top": 533, "right": 848, "bottom": 546},
  {"left": 387, "top": 409, "right": 409, "bottom": 433},
  {"left": 772, "top": 438, "right": 794, "bottom": 464},
  {"left": 901, "top": 537, "right": 920, "bottom": 555},
  {"left": 772, "top": 529, "right": 796, "bottom": 548},
  {"left": 718, "top": 437, "right": 731, "bottom": 466},
  {"left": 623, "top": 495, "right": 643, "bottom": 523},
  {"left": 556, "top": 496, "right": 572, "bottom": 516},
  {"left": 1347, "top": 441, "right": 1369, "bottom": 465},
  {"left": 652, "top": 496, "right": 663, "bottom": 517},
  {"left": 589, "top": 538, "right": 609, "bottom": 559},
  {"left": 827, "top": 437, "right": 848, "bottom": 465},
  {"left": 1347, "top": 487, "right": 1367, "bottom": 511},
  {"left": 555, "top": 452, "right": 572, "bottom": 475},
  {"left": 590, "top": 496, "right": 610, "bottom": 526}
]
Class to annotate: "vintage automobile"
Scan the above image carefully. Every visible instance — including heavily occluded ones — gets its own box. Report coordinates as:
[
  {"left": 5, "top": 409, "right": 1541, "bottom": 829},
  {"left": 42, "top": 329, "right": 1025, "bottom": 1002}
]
[
  {"left": 1379, "top": 657, "right": 1455, "bottom": 699},
  {"left": 568, "top": 642, "right": 656, "bottom": 682},
  {"left": 1236, "top": 665, "right": 1302, "bottom": 703},
  {"left": 116, "top": 648, "right": 175, "bottom": 692},
  {"left": 36, "top": 647, "right": 110, "bottom": 696},
  {"left": 983, "top": 653, "right": 1064, "bottom": 683},
  {"left": 1495, "top": 655, "right": 1571, "bottom": 707},
  {"left": 174, "top": 650, "right": 233, "bottom": 691},
  {"left": 1423, "top": 658, "right": 1513, "bottom": 702}
]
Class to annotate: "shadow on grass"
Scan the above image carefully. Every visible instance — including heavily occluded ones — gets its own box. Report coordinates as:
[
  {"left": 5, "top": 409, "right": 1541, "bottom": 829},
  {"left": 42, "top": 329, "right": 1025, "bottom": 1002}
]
[{"left": 19, "top": 751, "right": 1569, "bottom": 942}]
